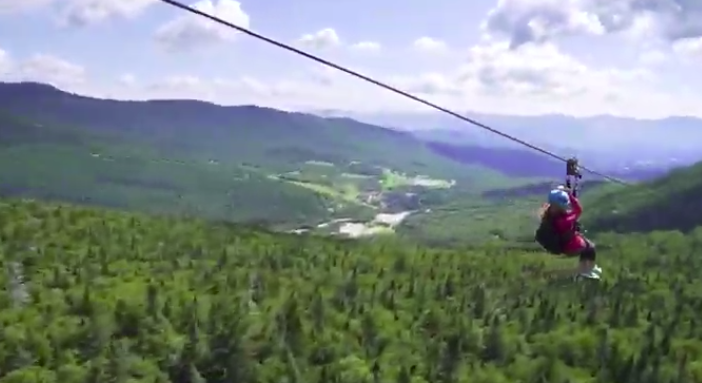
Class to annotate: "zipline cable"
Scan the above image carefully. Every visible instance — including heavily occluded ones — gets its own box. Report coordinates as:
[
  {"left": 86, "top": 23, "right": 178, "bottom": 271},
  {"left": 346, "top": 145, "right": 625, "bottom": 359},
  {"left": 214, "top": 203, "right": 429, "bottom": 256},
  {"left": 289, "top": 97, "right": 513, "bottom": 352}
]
[{"left": 157, "top": 0, "right": 629, "bottom": 186}]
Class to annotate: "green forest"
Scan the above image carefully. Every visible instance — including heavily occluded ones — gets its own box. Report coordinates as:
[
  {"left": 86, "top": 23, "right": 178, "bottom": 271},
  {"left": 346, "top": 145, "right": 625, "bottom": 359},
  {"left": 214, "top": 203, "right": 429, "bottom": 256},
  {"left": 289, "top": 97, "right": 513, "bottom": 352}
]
[{"left": 1, "top": 194, "right": 702, "bottom": 383}]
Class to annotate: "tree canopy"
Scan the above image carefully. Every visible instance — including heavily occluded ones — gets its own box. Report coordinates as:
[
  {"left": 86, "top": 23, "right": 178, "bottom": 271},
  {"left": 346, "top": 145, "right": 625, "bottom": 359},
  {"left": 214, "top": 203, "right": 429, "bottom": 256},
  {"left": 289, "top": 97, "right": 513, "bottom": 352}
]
[{"left": 1, "top": 198, "right": 701, "bottom": 383}]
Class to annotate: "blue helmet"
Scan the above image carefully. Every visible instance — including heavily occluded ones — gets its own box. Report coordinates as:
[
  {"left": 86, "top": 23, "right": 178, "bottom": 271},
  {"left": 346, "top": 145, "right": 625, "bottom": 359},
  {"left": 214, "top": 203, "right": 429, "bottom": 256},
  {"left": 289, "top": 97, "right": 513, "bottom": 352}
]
[{"left": 548, "top": 189, "right": 570, "bottom": 209}]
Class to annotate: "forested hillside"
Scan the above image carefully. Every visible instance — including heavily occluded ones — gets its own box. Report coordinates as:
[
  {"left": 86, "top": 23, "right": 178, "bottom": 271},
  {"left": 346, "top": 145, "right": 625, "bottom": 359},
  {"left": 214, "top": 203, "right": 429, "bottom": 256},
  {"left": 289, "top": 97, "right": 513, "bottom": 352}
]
[
  {"left": 584, "top": 161, "right": 702, "bottom": 233},
  {"left": 0, "top": 112, "right": 346, "bottom": 227},
  {"left": 0, "top": 82, "right": 490, "bottom": 180},
  {"left": 0, "top": 81, "right": 532, "bottom": 230},
  {"left": 1, "top": 198, "right": 701, "bottom": 382},
  {"left": 398, "top": 157, "right": 702, "bottom": 246}
]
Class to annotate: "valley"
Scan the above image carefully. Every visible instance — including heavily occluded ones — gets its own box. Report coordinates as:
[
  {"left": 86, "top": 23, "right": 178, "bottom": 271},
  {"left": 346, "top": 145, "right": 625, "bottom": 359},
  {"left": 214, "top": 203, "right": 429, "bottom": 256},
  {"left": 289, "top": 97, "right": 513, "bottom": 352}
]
[
  {"left": 74, "top": 149, "right": 458, "bottom": 237},
  {"left": 0, "top": 81, "right": 532, "bottom": 237},
  {"left": 0, "top": 81, "right": 686, "bottom": 245}
]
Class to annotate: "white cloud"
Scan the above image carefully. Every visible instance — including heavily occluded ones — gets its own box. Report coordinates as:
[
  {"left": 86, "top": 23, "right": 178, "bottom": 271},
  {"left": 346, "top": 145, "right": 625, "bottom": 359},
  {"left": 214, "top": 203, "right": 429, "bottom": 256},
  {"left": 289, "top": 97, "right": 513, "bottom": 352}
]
[
  {"left": 0, "top": 52, "right": 87, "bottom": 87},
  {"left": 1, "top": 40, "right": 690, "bottom": 118},
  {"left": 390, "top": 72, "right": 463, "bottom": 96},
  {"left": 483, "top": 0, "right": 604, "bottom": 48},
  {"left": 154, "top": 0, "right": 250, "bottom": 51},
  {"left": 135, "top": 74, "right": 313, "bottom": 107},
  {"left": 350, "top": 41, "right": 381, "bottom": 52},
  {"left": 672, "top": 37, "right": 702, "bottom": 58},
  {"left": 119, "top": 73, "right": 136, "bottom": 86},
  {"left": 638, "top": 49, "right": 668, "bottom": 66},
  {"left": 483, "top": 0, "right": 702, "bottom": 49},
  {"left": 412, "top": 37, "right": 447, "bottom": 52},
  {"left": 58, "top": 0, "right": 156, "bottom": 26},
  {"left": 0, "top": 0, "right": 156, "bottom": 25},
  {"left": 99, "top": 40, "right": 679, "bottom": 117},
  {"left": 297, "top": 28, "right": 341, "bottom": 49},
  {"left": 0, "top": 48, "right": 11, "bottom": 75},
  {"left": 0, "top": 0, "right": 55, "bottom": 14},
  {"left": 460, "top": 42, "right": 654, "bottom": 100}
]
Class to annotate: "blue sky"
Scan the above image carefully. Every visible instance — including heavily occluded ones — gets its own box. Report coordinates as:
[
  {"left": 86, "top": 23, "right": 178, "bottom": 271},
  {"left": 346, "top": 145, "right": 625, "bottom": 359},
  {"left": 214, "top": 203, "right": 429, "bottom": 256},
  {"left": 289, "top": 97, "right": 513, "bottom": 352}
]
[{"left": 1, "top": 0, "right": 701, "bottom": 117}]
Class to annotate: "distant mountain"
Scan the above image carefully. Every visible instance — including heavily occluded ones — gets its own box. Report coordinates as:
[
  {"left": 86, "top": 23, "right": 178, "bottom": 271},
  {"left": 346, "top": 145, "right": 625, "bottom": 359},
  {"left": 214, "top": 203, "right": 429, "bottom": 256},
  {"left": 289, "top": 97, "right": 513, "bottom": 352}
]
[
  {"left": 1, "top": 81, "right": 535, "bottom": 227},
  {"left": 423, "top": 141, "right": 670, "bottom": 181},
  {"left": 0, "top": 82, "right": 482, "bottom": 182},
  {"left": 322, "top": 110, "right": 702, "bottom": 170},
  {"left": 2, "top": 82, "right": 676, "bottom": 189}
]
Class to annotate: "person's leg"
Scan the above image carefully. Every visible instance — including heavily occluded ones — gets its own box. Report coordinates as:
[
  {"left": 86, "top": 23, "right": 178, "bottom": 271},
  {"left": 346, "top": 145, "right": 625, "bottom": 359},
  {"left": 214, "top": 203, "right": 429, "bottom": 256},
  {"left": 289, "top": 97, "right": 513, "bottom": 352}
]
[{"left": 578, "top": 240, "right": 597, "bottom": 276}]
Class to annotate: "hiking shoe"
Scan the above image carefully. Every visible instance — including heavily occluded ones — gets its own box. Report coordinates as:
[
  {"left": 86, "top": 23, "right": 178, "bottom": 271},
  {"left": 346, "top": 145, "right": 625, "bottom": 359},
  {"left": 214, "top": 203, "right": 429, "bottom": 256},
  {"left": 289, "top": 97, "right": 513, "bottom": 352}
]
[{"left": 579, "top": 270, "right": 601, "bottom": 279}]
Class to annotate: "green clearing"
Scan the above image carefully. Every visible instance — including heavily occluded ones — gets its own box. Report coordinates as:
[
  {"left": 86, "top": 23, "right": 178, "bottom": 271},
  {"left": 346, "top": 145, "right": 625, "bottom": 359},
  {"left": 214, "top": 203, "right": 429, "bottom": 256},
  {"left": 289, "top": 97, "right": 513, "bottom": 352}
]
[{"left": 379, "top": 169, "right": 413, "bottom": 190}]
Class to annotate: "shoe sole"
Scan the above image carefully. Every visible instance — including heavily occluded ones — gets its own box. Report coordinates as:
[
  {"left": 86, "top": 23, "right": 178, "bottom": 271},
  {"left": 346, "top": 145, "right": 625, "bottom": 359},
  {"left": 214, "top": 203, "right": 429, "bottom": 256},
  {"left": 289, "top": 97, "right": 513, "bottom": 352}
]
[{"left": 578, "top": 274, "right": 601, "bottom": 280}]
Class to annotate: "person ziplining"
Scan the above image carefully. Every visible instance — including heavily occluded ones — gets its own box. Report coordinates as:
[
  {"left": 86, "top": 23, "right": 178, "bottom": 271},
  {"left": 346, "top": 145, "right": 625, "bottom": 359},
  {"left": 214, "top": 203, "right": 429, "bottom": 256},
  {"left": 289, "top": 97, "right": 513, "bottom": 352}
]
[
  {"left": 155, "top": 1, "right": 625, "bottom": 281},
  {"left": 535, "top": 158, "right": 602, "bottom": 280}
]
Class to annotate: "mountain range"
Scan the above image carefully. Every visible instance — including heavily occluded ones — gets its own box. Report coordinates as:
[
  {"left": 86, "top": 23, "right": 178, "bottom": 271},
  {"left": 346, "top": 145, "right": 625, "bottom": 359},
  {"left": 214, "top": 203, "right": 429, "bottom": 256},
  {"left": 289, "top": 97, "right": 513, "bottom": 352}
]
[
  {"left": 4, "top": 81, "right": 686, "bottom": 180},
  {"left": 0, "top": 80, "right": 690, "bottom": 229},
  {"left": 318, "top": 110, "right": 702, "bottom": 172},
  {"left": 0, "top": 81, "right": 517, "bottom": 227}
]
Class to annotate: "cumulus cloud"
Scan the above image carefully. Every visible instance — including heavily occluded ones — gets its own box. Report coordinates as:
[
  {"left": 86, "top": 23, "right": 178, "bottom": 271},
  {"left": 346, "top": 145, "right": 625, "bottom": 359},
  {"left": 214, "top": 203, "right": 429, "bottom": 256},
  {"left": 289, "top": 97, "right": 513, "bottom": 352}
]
[
  {"left": 412, "top": 37, "right": 447, "bottom": 51},
  {"left": 483, "top": 0, "right": 604, "bottom": 48},
  {"left": 350, "top": 41, "right": 381, "bottom": 52},
  {"left": 296, "top": 31, "right": 380, "bottom": 52},
  {"left": 458, "top": 41, "right": 652, "bottom": 100},
  {"left": 672, "top": 37, "right": 702, "bottom": 58},
  {"left": 0, "top": 49, "right": 11, "bottom": 75},
  {"left": 391, "top": 72, "right": 463, "bottom": 96},
  {"left": 18, "top": 55, "right": 86, "bottom": 85},
  {"left": 154, "top": 0, "right": 250, "bottom": 51},
  {"left": 638, "top": 49, "right": 668, "bottom": 65},
  {"left": 0, "top": 51, "right": 87, "bottom": 87},
  {"left": 483, "top": 0, "right": 702, "bottom": 49},
  {"left": 0, "top": 0, "right": 55, "bottom": 14},
  {"left": 296, "top": 28, "right": 341, "bottom": 49},
  {"left": 135, "top": 74, "right": 334, "bottom": 108},
  {"left": 0, "top": 41, "right": 685, "bottom": 117},
  {"left": 119, "top": 73, "right": 137, "bottom": 86},
  {"left": 58, "top": 0, "right": 156, "bottom": 26}
]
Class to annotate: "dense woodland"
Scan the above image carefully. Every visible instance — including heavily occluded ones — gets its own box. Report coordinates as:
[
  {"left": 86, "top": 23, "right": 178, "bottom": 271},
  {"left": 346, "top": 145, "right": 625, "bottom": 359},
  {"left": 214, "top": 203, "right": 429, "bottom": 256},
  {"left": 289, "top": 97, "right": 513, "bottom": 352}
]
[
  {"left": 584, "top": 162, "right": 702, "bottom": 234},
  {"left": 1, "top": 199, "right": 702, "bottom": 383}
]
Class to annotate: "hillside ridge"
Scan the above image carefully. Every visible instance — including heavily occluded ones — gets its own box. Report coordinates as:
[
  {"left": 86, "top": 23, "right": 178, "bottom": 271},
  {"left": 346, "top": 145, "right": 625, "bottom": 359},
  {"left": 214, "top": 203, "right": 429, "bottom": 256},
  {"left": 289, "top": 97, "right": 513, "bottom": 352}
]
[{"left": 585, "top": 160, "right": 702, "bottom": 234}]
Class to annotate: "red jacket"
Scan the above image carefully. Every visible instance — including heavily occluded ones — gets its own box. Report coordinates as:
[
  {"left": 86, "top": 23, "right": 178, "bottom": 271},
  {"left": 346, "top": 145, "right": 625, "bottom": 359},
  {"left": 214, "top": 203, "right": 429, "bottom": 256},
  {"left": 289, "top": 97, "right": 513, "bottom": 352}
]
[{"left": 552, "top": 192, "right": 587, "bottom": 254}]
